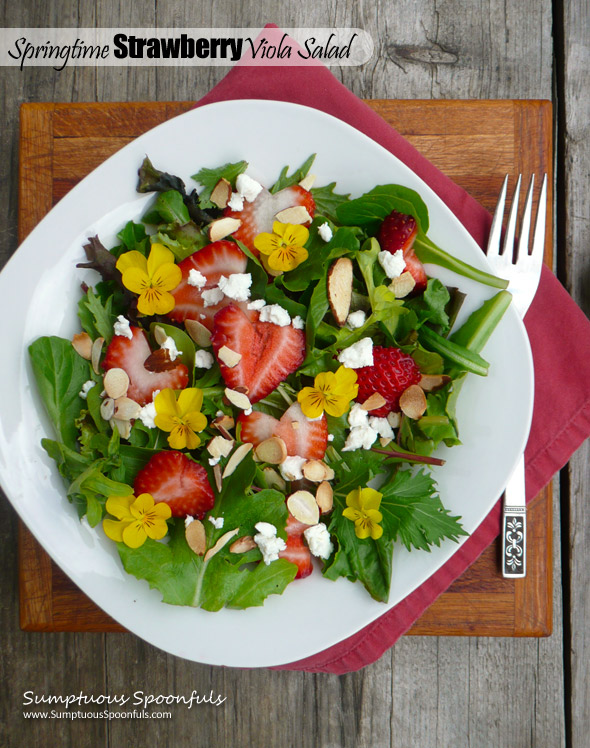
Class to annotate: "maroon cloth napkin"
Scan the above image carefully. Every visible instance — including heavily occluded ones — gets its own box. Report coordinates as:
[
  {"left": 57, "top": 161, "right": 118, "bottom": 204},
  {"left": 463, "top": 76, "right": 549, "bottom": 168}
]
[{"left": 194, "top": 41, "right": 590, "bottom": 674}]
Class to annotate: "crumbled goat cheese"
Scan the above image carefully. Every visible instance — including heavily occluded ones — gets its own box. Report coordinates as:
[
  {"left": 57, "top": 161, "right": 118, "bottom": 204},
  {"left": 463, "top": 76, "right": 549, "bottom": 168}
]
[
  {"left": 304, "top": 523, "right": 334, "bottom": 559},
  {"left": 348, "top": 403, "right": 369, "bottom": 428},
  {"left": 187, "top": 269, "right": 207, "bottom": 289},
  {"left": 378, "top": 249, "right": 406, "bottom": 279},
  {"left": 368, "top": 416, "right": 394, "bottom": 439},
  {"left": 346, "top": 310, "right": 366, "bottom": 329},
  {"left": 247, "top": 298, "right": 266, "bottom": 311},
  {"left": 78, "top": 380, "right": 96, "bottom": 399},
  {"left": 208, "top": 457, "right": 220, "bottom": 466},
  {"left": 327, "top": 434, "right": 334, "bottom": 442},
  {"left": 259, "top": 304, "right": 291, "bottom": 327},
  {"left": 194, "top": 350, "right": 215, "bottom": 369},
  {"left": 318, "top": 222, "right": 333, "bottom": 242},
  {"left": 279, "top": 455, "right": 307, "bottom": 481},
  {"left": 292, "top": 315, "right": 305, "bottom": 329},
  {"left": 254, "top": 522, "right": 287, "bottom": 565},
  {"left": 337, "top": 337, "right": 374, "bottom": 368},
  {"left": 161, "top": 336, "right": 182, "bottom": 361},
  {"left": 208, "top": 516, "right": 224, "bottom": 529},
  {"left": 184, "top": 515, "right": 194, "bottom": 528},
  {"left": 342, "top": 424, "right": 378, "bottom": 451},
  {"left": 138, "top": 401, "right": 157, "bottom": 429},
  {"left": 227, "top": 192, "right": 244, "bottom": 211},
  {"left": 113, "top": 315, "right": 133, "bottom": 339},
  {"left": 217, "top": 272, "right": 252, "bottom": 302},
  {"left": 201, "top": 287, "right": 225, "bottom": 307},
  {"left": 236, "top": 173, "right": 264, "bottom": 202}
]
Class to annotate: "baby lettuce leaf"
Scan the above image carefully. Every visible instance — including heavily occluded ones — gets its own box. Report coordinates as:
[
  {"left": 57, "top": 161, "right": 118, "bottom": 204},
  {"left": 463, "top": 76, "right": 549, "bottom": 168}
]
[
  {"left": 117, "top": 454, "right": 295, "bottom": 610},
  {"left": 337, "top": 184, "right": 430, "bottom": 235},
  {"left": 78, "top": 288, "right": 116, "bottom": 343},
  {"left": 270, "top": 153, "right": 316, "bottom": 194},
  {"left": 29, "top": 337, "right": 90, "bottom": 449},
  {"left": 192, "top": 160, "right": 248, "bottom": 208},
  {"left": 379, "top": 469, "right": 467, "bottom": 551},
  {"left": 138, "top": 156, "right": 187, "bottom": 195},
  {"left": 310, "top": 183, "right": 351, "bottom": 222},
  {"left": 143, "top": 190, "right": 190, "bottom": 226}
]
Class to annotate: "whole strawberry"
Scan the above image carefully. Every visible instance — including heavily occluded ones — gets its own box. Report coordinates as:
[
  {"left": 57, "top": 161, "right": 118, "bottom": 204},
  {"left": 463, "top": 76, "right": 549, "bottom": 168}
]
[
  {"left": 355, "top": 346, "right": 422, "bottom": 416},
  {"left": 378, "top": 210, "right": 427, "bottom": 293}
]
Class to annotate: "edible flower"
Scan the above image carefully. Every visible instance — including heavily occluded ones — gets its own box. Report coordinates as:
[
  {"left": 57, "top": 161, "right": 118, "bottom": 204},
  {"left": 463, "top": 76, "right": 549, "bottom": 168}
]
[
  {"left": 297, "top": 365, "right": 358, "bottom": 419},
  {"left": 154, "top": 387, "right": 207, "bottom": 450},
  {"left": 343, "top": 487, "right": 384, "bottom": 540},
  {"left": 102, "top": 493, "right": 171, "bottom": 549},
  {"left": 253, "top": 221, "right": 309, "bottom": 272},
  {"left": 116, "top": 243, "right": 181, "bottom": 316}
]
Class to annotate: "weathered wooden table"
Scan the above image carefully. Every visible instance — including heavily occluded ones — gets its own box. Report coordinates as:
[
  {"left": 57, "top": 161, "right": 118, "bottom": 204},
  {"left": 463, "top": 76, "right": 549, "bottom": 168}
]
[{"left": 0, "top": 3, "right": 586, "bottom": 747}]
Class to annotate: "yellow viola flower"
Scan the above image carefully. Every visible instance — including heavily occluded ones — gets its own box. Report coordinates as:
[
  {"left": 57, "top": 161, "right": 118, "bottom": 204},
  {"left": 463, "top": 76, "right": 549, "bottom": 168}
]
[
  {"left": 253, "top": 221, "right": 309, "bottom": 272},
  {"left": 116, "top": 243, "right": 181, "bottom": 316},
  {"left": 102, "top": 493, "right": 171, "bottom": 549},
  {"left": 154, "top": 387, "right": 207, "bottom": 450},
  {"left": 297, "top": 366, "right": 358, "bottom": 419},
  {"left": 343, "top": 487, "right": 384, "bottom": 540}
]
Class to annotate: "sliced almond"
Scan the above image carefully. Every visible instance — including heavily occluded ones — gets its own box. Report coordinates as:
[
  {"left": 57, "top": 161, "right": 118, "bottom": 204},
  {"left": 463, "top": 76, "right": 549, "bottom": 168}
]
[
  {"left": 91, "top": 337, "right": 104, "bottom": 374},
  {"left": 387, "top": 412, "right": 401, "bottom": 429},
  {"left": 315, "top": 481, "right": 334, "bottom": 514},
  {"left": 274, "top": 205, "right": 312, "bottom": 225},
  {"left": 110, "top": 417, "right": 132, "bottom": 439},
  {"left": 204, "top": 528, "right": 239, "bottom": 562},
  {"left": 208, "top": 216, "right": 242, "bottom": 242},
  {"left": 389, "top": 271, "right": 416, "bottom": 299},
  {"left": 399, "top": 384, "right": 427, "bottom": 420},
  {"left": 224, "top": 387, "right": 251, "bottom": 411},
  {"left": 229, "top": 535, "right": 257, "bottom": 554},
  {"left": 302, "top": 459, "right": 331, "bottom": 483},
  {"left": 153, "top": 325, "right": 168, "bottom": 346},
  {"left": 210, "top": 177, "right": 232, "bottom": 208},
  {"left": 103, "top": 367, "right": 129, "bottom": 399},
  {"left": 72, "top": 332, "right": 92, "bottom": 360},
  {"left": 222, "top": 443, "right": 253, "bottom": 478},
  {"left": 185, "top": 319, "right": 212, "bottom": 348},
  {"left": 418, "top": 374, "right": 451, "bottom": 392},
  {"left": 212, "top": 414, "right": 235, "bottom": 440},
  {"left": 113, "top": 396, "right": 141, "bottom": 421},
  {"left": 287, "top": 490, "right": 320, "bottom": 526},
  {"left": 298, "top": 174, "right": 316, "bottom": 191},
  {"left": 255, "top": 437, "right": 288, "bottom": 465},
  {"left": 360, "top": 392, "right": 387, "bottom": 411},
  {"left": 217, "top": 345, "right": 242, "bottom": 368},
  {"left": 262, "top": 467, "right": 287, "bottom": 492},
  {"left": 186, "top": 520, "right": 206, "bottom": 555},
  {"left": 100, "top": 397, "right": 115, "bottom": 421},
  {"left": 144, "top": 348, "right": 177, "bottom": 372},
  {"left": 213, "top": 463, "right": 223, "bottom": 492},
  {"left": 207, "top": 435, "right": 234, "bottom": 460},
  {"left": 380, "top": 436, "right": 393, "bottom": 447},
  {"left": 327, "top": 257, "right": 353, "bottom": 327},
  {"left": 234, "top": 385, "right": 249, "bottom": 395}
]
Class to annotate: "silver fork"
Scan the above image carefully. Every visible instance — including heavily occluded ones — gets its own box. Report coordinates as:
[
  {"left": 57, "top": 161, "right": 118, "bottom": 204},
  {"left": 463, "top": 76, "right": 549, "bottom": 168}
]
[{"left": 484, "top": 173, "right": 548, "bottom": 578}]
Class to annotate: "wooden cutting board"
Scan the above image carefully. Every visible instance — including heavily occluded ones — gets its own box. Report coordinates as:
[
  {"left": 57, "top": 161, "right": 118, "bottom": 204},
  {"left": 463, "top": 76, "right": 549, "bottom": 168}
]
[{"left": 17, "top": 99, "right": 553, "bottom": 636}]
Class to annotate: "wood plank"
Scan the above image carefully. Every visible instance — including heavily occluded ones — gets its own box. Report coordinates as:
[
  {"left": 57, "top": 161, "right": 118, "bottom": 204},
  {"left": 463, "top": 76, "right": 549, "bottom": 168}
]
[{"left": 18, "top": 99, "right": 553, "bottom": 639}]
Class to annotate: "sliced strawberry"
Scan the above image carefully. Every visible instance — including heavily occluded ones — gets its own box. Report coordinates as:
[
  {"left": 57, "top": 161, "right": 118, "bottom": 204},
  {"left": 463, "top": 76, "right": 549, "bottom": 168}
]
[
  {"left": 378, "top": 210, "right": 428, "bottom": 293},
  {"left": 355, "top": 346, "right": 422, "bottom": 416},
  {"left": 224, "top": 185, "right": 316, "bottom": 253},
  {"left": 237, "top": 402, "right": 328, "bottom": 460},
  {"left": 279, "top": 514, "right": 313, "bottom": 579},
  {"left": 168, "top": 240, "right": 248, "bottom": 329},
  {"left": 102, "top": 327, "right": 188, "bottom": 406},
  {"left": 133, "top": 450, "right": 215, "bottom": 519},
  {"left": 211, "top": 304, "right": 305, "bottom": 403}
]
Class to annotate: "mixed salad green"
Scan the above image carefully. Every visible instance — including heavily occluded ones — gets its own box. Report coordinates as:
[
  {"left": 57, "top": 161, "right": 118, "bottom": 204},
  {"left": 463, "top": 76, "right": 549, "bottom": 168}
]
[{"left": 29, "top": 154, "right": 510, "bottom": 610}]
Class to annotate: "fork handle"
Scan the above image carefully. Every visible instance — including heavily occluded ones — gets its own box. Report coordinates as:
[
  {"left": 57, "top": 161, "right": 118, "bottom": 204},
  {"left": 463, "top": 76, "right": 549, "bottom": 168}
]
[{"left": 501, "top": 457, "right": 526, "bottom": 578}]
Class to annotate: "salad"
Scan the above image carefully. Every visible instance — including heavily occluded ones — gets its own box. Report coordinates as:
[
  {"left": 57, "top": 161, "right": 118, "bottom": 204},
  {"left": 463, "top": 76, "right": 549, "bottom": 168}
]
[{"left": 28, "top": 154, "right": 510, "bottom": 610}]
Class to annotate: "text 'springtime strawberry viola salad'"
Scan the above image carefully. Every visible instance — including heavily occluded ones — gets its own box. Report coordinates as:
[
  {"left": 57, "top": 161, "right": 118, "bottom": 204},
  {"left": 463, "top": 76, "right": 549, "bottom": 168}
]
[{"left": 29, "top": 155, "right": 511, "bottom": 610}]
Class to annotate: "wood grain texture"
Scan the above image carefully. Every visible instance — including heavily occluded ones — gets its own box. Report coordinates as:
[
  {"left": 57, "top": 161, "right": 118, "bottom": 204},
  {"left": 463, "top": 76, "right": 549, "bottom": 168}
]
[
  {"left": 17, "top": 98, "right": 552, "bottom": 639},
  {"left": 0, "top": 1, "right": 573, "bottom": 747}
]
